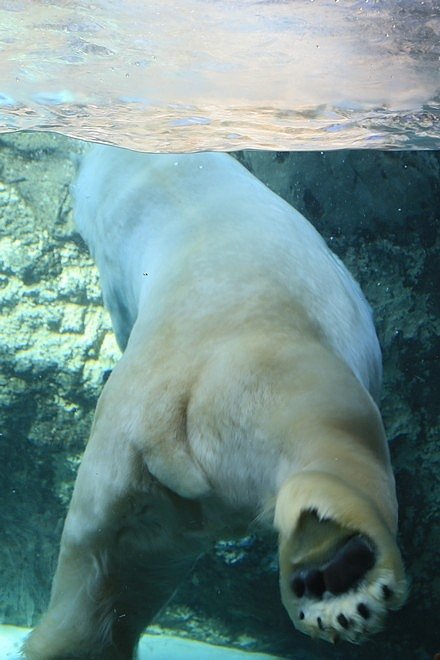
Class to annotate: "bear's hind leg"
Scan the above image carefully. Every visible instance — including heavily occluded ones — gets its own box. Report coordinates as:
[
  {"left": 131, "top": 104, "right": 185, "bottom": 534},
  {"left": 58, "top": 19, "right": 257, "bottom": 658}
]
[
  {"left": 275, "top": 472, "right": 408, "bottom": 644},
  {"left": 23, "top": 427, "right": 205, "bottom": 660}
]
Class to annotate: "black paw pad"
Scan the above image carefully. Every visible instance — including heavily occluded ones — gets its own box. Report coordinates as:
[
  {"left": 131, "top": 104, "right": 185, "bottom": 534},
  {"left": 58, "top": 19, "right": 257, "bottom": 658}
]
[
  {"left": 290, "top": 568, "right": 325, "bottom": 599},
  {"left": 305, "top": 569, "right": 325, "bottom": 598},
  {"left": 323, "top": 535, "right": 375, "bottom": 595},
  {"left": 291, "top": 576, "right": 305, "bottom": 598}
]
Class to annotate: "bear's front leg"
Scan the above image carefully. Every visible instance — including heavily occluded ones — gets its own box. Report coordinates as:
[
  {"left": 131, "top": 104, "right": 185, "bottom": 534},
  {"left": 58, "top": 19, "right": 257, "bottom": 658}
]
[{"left": 23, "top": 414, "right": 205, "bottom": 660}]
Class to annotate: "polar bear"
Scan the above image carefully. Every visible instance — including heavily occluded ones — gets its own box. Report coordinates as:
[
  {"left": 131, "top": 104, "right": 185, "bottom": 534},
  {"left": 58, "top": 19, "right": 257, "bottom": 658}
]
[{"left": 24, "top": 147, "right": 407, "bottom": 659}]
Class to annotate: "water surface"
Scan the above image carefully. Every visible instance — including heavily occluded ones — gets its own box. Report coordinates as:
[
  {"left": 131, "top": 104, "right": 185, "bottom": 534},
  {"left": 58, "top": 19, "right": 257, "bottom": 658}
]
[{"left": 0, "top": 0, "right": 438, "bottom": 151}]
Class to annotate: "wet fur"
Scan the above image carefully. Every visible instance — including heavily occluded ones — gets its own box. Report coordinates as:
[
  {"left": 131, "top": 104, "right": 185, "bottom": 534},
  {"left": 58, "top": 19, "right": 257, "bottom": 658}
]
[{"left": 24, "top": 148, "right": 407, "bottom": 658}]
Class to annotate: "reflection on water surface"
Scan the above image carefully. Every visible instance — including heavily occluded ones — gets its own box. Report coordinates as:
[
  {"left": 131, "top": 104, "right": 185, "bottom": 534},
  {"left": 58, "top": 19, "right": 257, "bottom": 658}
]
[{"left": 0, "top": 0, "right": 438, "bottom": 151}]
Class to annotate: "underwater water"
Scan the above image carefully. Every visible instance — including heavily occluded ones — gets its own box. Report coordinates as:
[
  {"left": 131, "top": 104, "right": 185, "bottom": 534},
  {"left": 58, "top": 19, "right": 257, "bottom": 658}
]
[{"left": 0, "top": 132, "right": 438, "bottom": 659}]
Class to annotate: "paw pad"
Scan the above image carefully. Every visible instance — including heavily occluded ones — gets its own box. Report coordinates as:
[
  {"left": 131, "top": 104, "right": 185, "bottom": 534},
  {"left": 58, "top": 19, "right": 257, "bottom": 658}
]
[
  {"left": 286, "top": 533, "right": 406, "bottom": 644},
  {"left": 290, "top": 534, "right": 376, "bottom": 600}
]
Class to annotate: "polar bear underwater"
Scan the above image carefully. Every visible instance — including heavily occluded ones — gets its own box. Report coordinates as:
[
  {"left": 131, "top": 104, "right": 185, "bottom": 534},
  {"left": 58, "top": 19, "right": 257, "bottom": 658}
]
[{"left": 24, "top": 147, "right": 408, "bottom": 659}]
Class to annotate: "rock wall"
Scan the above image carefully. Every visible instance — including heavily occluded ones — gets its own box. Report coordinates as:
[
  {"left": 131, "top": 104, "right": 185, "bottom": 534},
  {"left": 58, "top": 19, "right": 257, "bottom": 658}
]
[
  {"left": 0, "top": 133, "right": 438, "bottom": 659},
  {"left": 0, "top": 132, "right": 120, "bottom": 625}
]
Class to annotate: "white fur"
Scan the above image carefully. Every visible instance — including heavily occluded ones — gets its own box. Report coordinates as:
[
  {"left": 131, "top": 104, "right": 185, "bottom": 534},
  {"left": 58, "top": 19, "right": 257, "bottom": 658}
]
[
  {"left": 74, "top": 147, "right": 381, "bottom": 399},
  {"left": 23, "top": 148, "right": 406, "bottom": 659}
]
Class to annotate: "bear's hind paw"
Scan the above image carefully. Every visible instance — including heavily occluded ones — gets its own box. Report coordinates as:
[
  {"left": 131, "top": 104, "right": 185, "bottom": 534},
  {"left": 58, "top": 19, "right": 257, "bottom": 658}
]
[{"left": 285, "top": 533, "right": 407, "bottom": 644}]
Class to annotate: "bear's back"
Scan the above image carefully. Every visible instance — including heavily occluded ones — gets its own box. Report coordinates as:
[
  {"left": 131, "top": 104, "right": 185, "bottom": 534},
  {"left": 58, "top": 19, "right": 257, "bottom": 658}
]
[{"left": 73, "top": 146, "right": 382, "bottom": 401}]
